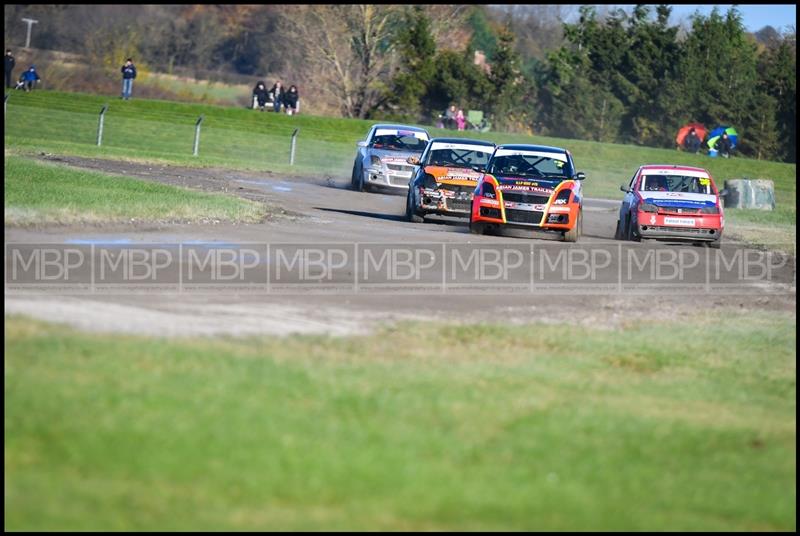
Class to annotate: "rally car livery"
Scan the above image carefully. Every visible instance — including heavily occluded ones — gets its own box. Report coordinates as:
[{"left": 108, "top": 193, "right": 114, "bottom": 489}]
[
  {"left": 405, "top": 138, "right": 496, "bottom": 222},
  {"left": 351, "top": 124, "right": 431, "bottom": 192},
  {"left": 469, "top": 144, "right": 586, "bottom": 242},
  {"left": 615, "top": 164, "right": 725, "bottom": 247}
]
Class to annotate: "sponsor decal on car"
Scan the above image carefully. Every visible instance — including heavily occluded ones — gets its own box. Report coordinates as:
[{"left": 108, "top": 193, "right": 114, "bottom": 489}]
[
  {"left": 493, "top": 148, "right": 569, "bottom": 162},
  {"left": 663, "top": 217, "right": 696, "bottom": 226},
  {"left": 375, "top": 128, "right": 429, "bottom": 140}
]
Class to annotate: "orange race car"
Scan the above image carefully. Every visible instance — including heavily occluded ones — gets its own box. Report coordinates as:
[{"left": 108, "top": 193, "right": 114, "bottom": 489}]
[
  {"left": 405, "top": 138, "right": 496, "bottom": 223},
  {"left": 470, "top": 144, "right": 586, "bottom": 242}
]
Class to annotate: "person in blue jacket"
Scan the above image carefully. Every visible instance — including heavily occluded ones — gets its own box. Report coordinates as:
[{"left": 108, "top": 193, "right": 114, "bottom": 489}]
[
  {"left": 19, "top": 65, "right": 40, "bottom": 91},
  {"left": 121, "top": 58, "right": 137, "bottom": 100}
]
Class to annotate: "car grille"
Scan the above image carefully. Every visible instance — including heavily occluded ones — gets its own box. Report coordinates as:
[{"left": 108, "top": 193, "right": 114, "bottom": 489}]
[
  {"left": 479, "top": 207, "right": 501, "bottom": 219},
  {"left": 647, "top": 226, "right": 714, "bottom": 235},
  {"left": 439, "top": 183, "right": 474, "bottom": 195},
  {"left": 506, "top": 209, "right": 543, "bottom": 225},
  {"left": 656, "top": 206, "right": 701, "bottom": 214},
  {"left": 446, "top": 199, "right": 471, "bottom": 212},
  {"left": 387, "top": 176, "right": 411, "bottom": 187},
  {"left": 387, "top": 163, "right": 414, "bottom": 173},
  {"left": 502, "top": 192, "right": 550, "bottom": 205}
]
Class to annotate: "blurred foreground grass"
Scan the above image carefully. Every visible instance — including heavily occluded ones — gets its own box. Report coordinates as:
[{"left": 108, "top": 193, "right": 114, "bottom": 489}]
[{"left": 5, "top": 311, "right": 796, "bottom": 530}]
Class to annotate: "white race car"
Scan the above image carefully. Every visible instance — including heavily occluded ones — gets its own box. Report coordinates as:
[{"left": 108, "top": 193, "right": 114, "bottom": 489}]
[{"left": 351, "top": 124, "right": 431, "bottom": 192}]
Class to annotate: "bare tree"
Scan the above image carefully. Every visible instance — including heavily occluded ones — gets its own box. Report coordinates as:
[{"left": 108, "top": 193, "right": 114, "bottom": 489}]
[
  {"left": 425, "top": 5, "right": 472, "bottom": 52},
  {"left": 279, "top": 5, "right": 401, "bottom": 118}
]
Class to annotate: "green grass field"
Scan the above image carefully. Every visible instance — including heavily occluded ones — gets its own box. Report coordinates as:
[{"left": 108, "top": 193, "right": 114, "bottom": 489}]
[
  {"left": 4, "top": 311, "right": 796, "bottom": 531},
  {"left": 5, "top": 90, "right": 795, "bottom": 244},
  {"left": 4, "top": 155, "right": 266, "bottom": 225}
]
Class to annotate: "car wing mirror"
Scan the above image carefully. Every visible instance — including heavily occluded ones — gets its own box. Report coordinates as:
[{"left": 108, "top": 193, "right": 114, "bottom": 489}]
[
  {"left": 574, "top": 171, "right": 586, "bottom": 181},
  {"left": 718, "top": 188, "right": 728, "bottom": 197},
  {"left": 407, "top": 156, "right": 421, "bottom": 165},
  {"left": 620, "top": 184, "right": 631, "bottom": 193},
  {"left": 357, "top": 141, "right": 367, "bottom": 148}
]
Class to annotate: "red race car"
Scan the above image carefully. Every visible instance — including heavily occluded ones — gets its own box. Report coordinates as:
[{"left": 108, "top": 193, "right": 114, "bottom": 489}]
[
  {"left": 615, "top": 164, "right": 726, "bottom": 248},
  {"left": 470, "top": 144, "right": 586, "bottom": 242}
]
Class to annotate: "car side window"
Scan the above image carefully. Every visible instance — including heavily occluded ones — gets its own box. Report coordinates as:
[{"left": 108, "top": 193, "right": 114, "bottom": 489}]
[{"left": 629, "top": 172, "right": 638, "bottom": 190}]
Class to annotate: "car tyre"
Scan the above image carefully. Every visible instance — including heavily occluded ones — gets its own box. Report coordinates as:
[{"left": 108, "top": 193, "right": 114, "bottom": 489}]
[
  {"left": 406, "top": 191, "right": 425, "bottom": 223},
  {"left": 626, "top": 215, "right": 641, "bottom": 242},
  {"left": 469, "top": 220, "right": 485, "bottom": 235},
  {"left": 350, "top": 160, "right": 359, "bottom": 190},
  {"left": 563, "top": 208, "right": 582, "bottom": 242},
  {"left": 614, "top": 218, "right": 624, "bottom": 240}
]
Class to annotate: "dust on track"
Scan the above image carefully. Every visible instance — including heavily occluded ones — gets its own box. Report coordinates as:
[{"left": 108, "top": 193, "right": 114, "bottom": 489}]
[{"left": 6, "top": 154, "right": 796, "bottom": 337}]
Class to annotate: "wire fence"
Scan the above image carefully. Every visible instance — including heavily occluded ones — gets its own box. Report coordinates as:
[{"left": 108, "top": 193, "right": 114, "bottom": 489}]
[{"left": 4, "top": 93, "right": 356, "bottom": 178}]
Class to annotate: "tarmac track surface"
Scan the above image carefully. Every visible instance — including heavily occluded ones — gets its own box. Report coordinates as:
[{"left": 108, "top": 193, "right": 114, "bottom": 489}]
[{"left": 5, "top": 156, "right": 796, "bottom": 336}]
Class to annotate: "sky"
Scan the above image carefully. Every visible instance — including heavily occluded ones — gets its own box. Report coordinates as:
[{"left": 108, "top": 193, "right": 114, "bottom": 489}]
[{"left": 625, "top": 4, "right": 797, "bottom": 32}]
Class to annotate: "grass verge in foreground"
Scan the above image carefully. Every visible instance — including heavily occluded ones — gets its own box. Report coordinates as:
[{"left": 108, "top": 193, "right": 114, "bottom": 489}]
[
  {"left": 4, "top": 312, "right": 796, "bottom": 531},
  {"left": 4, "top": 155, "right": 267, "bottom": 225}
]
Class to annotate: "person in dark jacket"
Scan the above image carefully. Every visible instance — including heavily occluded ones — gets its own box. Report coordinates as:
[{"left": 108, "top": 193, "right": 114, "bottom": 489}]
[
  {"left": 283, "top": 85, "right": 299, "bottom": 115},
  {"left": 683, "top": 128, "right": 701, "bottom": 154},
  {"left": 120, "top": 58, "right": 137, "bottom": 100},
  {"left": 252, "top": 81, "right": 269, "bottom": 111},
  {"left": 19, "top": 65, "right": 40, "bottom": 91},
  {"left": 269, "top": 81, "right": 284, "bottom": 113},
  {"left": 5, "top": 49, "right": 15, "bottom": 89},
  {"left": 715, "top": 132, "right": 733, "bottom": 158}
]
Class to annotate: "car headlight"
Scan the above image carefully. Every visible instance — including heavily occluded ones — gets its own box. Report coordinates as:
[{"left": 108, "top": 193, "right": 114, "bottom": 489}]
[
  {"left": 639, "top": 203, "right": 658, "bottom": 213},
  {"left": 554, "top": 189, "right": 572, "bottom": 204},
  {"left": 700, "top": 206, "right": 720, "bottom": 214},
  {"left": 370, "top": 155, "right": 382, "bottom": 167}
]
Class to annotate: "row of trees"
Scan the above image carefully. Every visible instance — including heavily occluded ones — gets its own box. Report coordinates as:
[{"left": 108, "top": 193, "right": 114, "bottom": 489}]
[
  {"left": 534, "top": 6, "right": 796, "bottom": 162},
  {"left": 4, "top": 4, "right": 795, "bottom": 162}
]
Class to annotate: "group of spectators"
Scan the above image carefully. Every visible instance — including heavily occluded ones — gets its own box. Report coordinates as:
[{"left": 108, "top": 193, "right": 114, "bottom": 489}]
[
  {"left": 5, "top": 49, "right": 40, "bottom": 91},
  {"left": 4, "top": 49, "right": 134, "bottom": 97},
  {"left": 682, "top": 127, "right": 734, "bottom": 158},
  {"left": 6, "top": 49, "right": 300, "bottom": 116},
  {"left": 440, "top": 104, "right": 466, "bottom": 131},
  {"left": 252, "top": 80, "right": 300, "bottom": 115}
]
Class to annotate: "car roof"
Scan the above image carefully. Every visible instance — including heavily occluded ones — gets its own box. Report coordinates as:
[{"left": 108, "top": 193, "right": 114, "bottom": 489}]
[
  {"left": 428, "top": 137, "right": 495, "bottom": 147},
  {"left": 371, "top": 124, "right": 430, "bottom": 133},
  {"left": 638, "top": 164, "right": 710, "bottom": 173},
  {"left": 495, "top": 143, "right": 568, "bottom": 153}
]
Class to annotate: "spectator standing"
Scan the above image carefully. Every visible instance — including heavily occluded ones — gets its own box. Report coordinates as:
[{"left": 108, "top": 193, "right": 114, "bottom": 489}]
[
  {"left": 120, "top": 58, "right": 137, "bottom": 100},
  {"left": 252, "top": 81, "right": 269, "bottom": 111},
  {"left": 444, "top": 104, "right": 457, "bottom": 129},
  {"left": 683, "top": 128, "right": 701, "bottom": 154},
  {"left": 269, "top": 80, "right": 284, "bottom": 113},
  {"left": 456, "top": 108, "right": 466, "bottom": 131},
  {"left": 5, "top": 49, "right": 15, "bottom": 89},
  {"left": 715, "top": 132, "right": 733, "bottom": 158},
  {"left": 19, "top": 65, "right": 40, "bottom": 91},
  {"left": 283, "top": 85, "right": 299, "bottom": 115}
]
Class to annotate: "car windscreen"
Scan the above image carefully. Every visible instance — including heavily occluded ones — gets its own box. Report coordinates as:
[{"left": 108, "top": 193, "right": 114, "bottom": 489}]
[
  {"left": 426, "top": 147, "right": 492, "bottom": 168},
  {"left": 369, "top": 134, "right": 428, "bottom": 152},
  {"left": 639, "top": 174, "right": 712, "bottom": 194},
  {"left": 487, "top": 151, "right": 572, "bottom": 180}
]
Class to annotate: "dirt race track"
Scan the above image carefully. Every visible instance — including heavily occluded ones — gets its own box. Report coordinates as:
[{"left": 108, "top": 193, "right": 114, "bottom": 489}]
[{"left": 5, "top": 155, "right": 796, "bottom": 336}]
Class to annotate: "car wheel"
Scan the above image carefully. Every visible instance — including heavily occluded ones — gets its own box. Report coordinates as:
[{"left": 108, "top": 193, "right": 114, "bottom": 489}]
[
  {"left": 406, "top": 191, "right": 425, "bottom": 223},
  {"left": 563, "top": 209, "right": 582, "bottom": 242},
  {"left": 708, "top": 239, "right": 721, "bottom": 249},
  {"left": 614, "top": 218, "right": 624, "bottom": 240},
  {"left": 469, "top": 221, "right": 485, "bottom": 235},
  {"left": 352, "top": 162, "right": 364, "bottom": 192},
  {"left": 626, "top": 215, "right": 641, "bottom": 242},
  {"left": 350, "top": 160, "right": 359, "bottom": 190}
]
